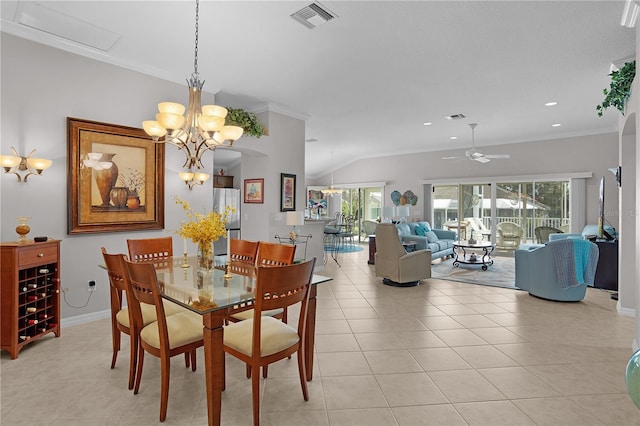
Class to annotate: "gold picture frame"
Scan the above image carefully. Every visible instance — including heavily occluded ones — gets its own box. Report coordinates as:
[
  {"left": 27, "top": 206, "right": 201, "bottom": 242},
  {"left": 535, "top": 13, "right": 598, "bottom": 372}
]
[{"left": 67, "top": 117, "right": 165, "bottom": 234}]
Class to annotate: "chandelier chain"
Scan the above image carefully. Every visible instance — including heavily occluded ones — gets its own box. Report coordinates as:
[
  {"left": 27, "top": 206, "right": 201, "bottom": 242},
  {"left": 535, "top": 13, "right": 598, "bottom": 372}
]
[{"left": 193, "top": 0, "right": 199, "bottom": 77}]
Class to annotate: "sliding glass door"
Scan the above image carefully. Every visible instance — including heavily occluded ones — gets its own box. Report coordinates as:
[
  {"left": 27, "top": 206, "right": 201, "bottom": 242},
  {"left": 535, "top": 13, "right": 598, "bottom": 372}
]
[{"left": 433, "top": 179, "right": 570, "bottom": 249}]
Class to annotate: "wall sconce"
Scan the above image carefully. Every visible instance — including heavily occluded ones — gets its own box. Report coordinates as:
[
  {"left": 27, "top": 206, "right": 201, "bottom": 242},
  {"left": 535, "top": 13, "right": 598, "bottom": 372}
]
[
  {"left": 179, "top": 171, "right": 210, "bottom": 190},
  {"left": 0, "top": 147, "right": 52, "bottom": 182}
]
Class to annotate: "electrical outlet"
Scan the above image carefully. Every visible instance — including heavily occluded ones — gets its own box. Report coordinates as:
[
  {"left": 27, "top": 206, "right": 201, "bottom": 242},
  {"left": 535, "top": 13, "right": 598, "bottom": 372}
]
[{"left": 88, "top": 280, "right": 96, "bottom": 292}]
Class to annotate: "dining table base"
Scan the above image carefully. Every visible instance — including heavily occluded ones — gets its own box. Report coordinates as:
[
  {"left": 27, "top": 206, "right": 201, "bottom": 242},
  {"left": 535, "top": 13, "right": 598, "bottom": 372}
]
[{"left": 202, "top": 311, "right": 225, "bottom": 426}]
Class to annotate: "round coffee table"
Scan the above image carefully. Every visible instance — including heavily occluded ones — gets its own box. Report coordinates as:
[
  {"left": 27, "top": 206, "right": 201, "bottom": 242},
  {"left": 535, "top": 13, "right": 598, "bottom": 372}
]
[{"left": 452, "top": 240, "right": 495, "bottom": 271}]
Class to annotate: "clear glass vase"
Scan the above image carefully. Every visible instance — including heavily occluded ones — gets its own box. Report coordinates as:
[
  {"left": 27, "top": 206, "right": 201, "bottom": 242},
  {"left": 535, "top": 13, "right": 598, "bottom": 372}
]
[
  {"left": 15, "top": 216, "right": 31, "bottom": 243},
  {"left": 197, "top": 240, "right": 214, "bottom": 271}
]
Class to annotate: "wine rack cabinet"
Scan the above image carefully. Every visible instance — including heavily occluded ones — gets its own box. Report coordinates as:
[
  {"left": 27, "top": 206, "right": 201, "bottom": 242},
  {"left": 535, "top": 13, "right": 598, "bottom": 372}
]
[{"left": 1, "top": 240, "right": 61, "bottom": 359}]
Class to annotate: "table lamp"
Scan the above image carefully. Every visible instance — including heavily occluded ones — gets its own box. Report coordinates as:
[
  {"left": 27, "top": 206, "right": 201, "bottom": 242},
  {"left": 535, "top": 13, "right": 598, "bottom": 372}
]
[
  {"left": 286, "top": 211, "right": 305, "bottom": 242},
  {"left": 397, "top": 206, "right": 410, "bottom": 223},
  {"left": 382, "top": 206, "right": 396, "bottom": 223}
]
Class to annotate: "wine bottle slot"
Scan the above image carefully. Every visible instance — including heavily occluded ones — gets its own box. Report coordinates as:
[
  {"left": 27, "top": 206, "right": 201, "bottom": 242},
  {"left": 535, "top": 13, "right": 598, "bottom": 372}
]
[
  {"left": 27, "top": 295, "right": 38, "bottom": 302},
  {"left": 19, "top": 335, "right": 31, "bottom": 342},
  {"left": 28, "top": 283, "right": 38, "bottom": 289},
  {"left": 38, "top": 313, "right": 48, "bottom": 319},
  {"left": 39, "top": 268, "right": 49, "bottom": 274},
  {"left": 25, "top": 319, "right": 38, "bottom": 326},
  {"left": 25, "top": 307, "right": 37, "bottom": 313}
]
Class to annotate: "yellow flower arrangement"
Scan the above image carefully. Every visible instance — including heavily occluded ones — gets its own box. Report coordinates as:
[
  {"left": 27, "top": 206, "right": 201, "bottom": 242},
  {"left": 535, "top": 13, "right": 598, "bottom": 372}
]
[{"left": 174, "top": 196, "right": 234, "bottom": 268}]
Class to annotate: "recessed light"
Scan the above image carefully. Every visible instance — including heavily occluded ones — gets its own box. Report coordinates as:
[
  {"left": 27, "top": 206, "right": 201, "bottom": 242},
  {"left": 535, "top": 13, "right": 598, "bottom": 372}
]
[
  {"left": 450, "top": 136, "right": 457, "bottom": 140},
  {"left": 423, "top": 122, "right": 432, "bottom": 126},
  {"left": 545, "top": 101, "right": 558, "bottom": 106},
  {"left": 552, "top": 123, "right": 561, "bottom": 127}
]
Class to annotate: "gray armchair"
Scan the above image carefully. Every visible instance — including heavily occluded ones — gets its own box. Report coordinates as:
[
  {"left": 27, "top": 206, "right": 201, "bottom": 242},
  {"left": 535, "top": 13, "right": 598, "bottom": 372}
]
[{"left": 374, "top": 223, "right": 431, "bottom": 287}]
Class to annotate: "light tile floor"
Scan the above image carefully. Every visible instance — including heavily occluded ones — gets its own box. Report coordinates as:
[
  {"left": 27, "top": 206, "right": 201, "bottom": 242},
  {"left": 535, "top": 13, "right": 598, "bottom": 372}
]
[{"left": 2, "top": 249, "right": 639, "bottom": 425}]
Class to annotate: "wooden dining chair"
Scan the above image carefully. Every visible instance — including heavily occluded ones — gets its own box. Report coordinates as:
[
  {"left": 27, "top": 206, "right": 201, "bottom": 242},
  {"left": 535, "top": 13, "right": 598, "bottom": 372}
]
[
  {"left": 102, "top": 248, "right": 143, "bottom": 390},
  {"left": 123, "top": 259, "right": 204, "bottom": 422},
  {"left": 256, "top": 241, "right": 295, "bottom": 266},
  {"left": 102, "top": 248, "right": 196, "bottom": 391},
  {"left": 229, "top": 238, "right": 260, "bottom": 264},
  {"left": 223, "top": 258, "right": 316, "bottom": 426},
  {"left": 228, "top": 241, "right": 295, "bottom": 324},
  {"left": 126, "top": 236, "right": 173, "bottom": 262}
]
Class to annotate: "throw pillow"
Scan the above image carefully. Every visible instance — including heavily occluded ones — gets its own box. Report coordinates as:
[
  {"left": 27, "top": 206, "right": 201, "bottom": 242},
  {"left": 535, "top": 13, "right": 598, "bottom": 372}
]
[
  {"left": 425, "top": 231, "right": 438, "bottom": 243},
  {"left": 420, "top": 222, "right": 432, "bottom": 232},
  {"left": 415, "top": 223, "right": 428, "bottom": 236}
]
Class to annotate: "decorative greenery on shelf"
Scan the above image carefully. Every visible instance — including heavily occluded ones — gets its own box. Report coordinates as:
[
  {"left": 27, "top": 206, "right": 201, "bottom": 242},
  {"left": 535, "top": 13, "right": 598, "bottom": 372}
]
[
  {"left": 597, "top": 60, "right": 636, "bottom": 117},
  {"left": 225, "top": 107, "right": 264, "bottom": 138}
]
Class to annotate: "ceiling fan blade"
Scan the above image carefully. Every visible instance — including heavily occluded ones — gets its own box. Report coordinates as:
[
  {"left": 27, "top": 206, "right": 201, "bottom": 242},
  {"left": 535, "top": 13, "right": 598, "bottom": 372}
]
[
  {"left": 484, "top": 154, "right": 510, "bottom": 159},
  {"left": 441, "top": 156, "right": 462, "bottom": 160},
  {"left": 474, "top": 156, "right": 490, "bottom": 163}
]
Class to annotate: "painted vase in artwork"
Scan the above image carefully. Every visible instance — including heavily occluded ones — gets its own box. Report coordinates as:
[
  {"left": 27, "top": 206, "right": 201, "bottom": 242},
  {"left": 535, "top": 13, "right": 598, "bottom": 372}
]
[
  {"left": 126, "top": 195, "right": 141, "bottom": 209},
  {"left": 109, "top": 187, "right": 128, "bottom": 208},
  {"left": 93, "top": 153, "right": 118, "bottom": 207}
]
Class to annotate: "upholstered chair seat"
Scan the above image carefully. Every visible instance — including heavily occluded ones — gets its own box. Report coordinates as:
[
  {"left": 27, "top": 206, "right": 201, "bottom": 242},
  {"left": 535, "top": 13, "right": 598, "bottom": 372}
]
[
  {"left": 140, "top": 312, "right": 204, "bottom": 350},
  {"left": 224, "top": 316, "right": 299, "bottom": 357}
]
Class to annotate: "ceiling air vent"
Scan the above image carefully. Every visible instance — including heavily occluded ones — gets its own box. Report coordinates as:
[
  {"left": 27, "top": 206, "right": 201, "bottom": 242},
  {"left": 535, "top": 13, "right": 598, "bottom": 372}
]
[
  {"left": 445, "top": 114, "right": 466, "bottom": 120},
  {"left": 291, "top": 2, "right": 337, "bottom": 29}
]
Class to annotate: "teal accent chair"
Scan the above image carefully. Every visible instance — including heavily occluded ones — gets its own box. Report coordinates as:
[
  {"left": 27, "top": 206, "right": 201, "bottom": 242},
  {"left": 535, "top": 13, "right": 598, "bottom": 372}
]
[{"left": 515, "top": 239, "right": 599, "bottom": 301}]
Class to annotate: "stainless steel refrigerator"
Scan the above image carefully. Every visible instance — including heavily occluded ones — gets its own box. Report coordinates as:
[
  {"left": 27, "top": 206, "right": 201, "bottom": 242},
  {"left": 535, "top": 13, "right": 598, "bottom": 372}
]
[{"left": 213, "top": 188, "right": 241, "bottom": 255}]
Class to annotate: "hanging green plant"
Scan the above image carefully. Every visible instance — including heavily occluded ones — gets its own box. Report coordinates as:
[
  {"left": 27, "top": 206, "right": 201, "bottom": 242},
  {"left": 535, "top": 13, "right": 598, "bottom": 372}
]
[
  {"left": 225, "top": 107, "right": 264, "bottom": 138},
  {"left": 597, "top": 61, "right": 636, "bottom": 117}
]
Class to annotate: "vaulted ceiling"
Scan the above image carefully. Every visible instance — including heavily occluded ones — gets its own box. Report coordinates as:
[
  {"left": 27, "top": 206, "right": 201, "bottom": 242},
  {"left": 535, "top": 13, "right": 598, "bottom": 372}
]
[{"left": 1, "top": 1, "right": 635, "bottom": 178}]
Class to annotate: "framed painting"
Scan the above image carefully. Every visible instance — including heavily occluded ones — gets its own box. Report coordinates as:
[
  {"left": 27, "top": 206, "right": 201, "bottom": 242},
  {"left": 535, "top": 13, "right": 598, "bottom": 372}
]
[
  {"left": 244, "top": 178, "right": 264, "bottom": 204},
  {"left": 67, "top": 117, "right": 165, "bottom": 234},
  {"left": 280, "top": 173, "right": 296, "bottom": 212}
]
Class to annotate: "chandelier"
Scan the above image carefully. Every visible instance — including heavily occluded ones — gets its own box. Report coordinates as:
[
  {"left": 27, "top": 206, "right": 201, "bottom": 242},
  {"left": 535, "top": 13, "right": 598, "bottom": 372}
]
[
  {"left": 321, "top": 152, "right": 343, "bottom": 195},
  {"left": 142, "top": 0, "right": 243, "bottom": 189}
]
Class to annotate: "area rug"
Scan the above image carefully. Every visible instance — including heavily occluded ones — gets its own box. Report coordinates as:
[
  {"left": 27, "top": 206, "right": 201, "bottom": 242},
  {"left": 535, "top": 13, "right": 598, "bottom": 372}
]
[
  {"left": 431, "top": 256, "right": 517, "bottom": 289},
  {"left": 324, "top": 244, "right": 364, "bottom": 253}
]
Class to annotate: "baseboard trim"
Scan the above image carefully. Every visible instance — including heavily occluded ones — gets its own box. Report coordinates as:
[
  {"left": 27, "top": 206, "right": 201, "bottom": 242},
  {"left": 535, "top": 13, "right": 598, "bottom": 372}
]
[
  {"left": 617, "top": 304, "right": 635, "bottom": 317},
  {"left": 61, "top": 309, "right": 110, "bottom": 327}
]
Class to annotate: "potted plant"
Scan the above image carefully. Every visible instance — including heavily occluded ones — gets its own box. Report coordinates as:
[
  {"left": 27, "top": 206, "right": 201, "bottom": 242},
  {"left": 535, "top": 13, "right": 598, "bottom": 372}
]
[
  {"left": 597, "top": 60, "right": 636, "bottom": 117},
  {"left": 225, "top": 107, "right": 264, "bottom": 138}
]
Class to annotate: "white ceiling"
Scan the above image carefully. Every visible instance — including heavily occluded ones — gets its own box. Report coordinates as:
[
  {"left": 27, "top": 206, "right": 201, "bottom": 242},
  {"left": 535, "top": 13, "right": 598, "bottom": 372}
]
[{"left": 1, "top": 1, "right": 635, "bottom": 178}]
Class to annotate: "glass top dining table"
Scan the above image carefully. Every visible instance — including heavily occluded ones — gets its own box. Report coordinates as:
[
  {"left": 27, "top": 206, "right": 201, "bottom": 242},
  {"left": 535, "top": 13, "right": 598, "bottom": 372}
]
[{"left": 149, "top": 255, "right": 331, "bottom": 426}]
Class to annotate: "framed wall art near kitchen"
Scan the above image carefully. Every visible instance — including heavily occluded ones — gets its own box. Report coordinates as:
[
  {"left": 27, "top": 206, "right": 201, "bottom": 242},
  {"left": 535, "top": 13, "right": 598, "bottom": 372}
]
[
  {"left": 280, "top": 173, "right": 296, "bottom": 212},
  {"left": 67, "top": 117, "right": 165, "bottom": 234},
  {"left": 244, "top": 178, "right": 264, "bottom": 204}
]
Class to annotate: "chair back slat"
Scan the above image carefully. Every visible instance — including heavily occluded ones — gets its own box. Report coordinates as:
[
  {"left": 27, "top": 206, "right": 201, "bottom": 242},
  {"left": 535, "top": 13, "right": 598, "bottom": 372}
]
[
  {"left": 256, "top": 241, "right": 295, "bottom": 266},
  {"left": 123, "top": 259, "right": 170, "bottom": 348},
  {"left": 101, "top": 248, "right": 128, "bottom": 305},
  {"left": 127, "top": 237, "right": 173, "bottom": 262},
  {"left": 230, "top": 239, "right": 260, "bottom": 264}
]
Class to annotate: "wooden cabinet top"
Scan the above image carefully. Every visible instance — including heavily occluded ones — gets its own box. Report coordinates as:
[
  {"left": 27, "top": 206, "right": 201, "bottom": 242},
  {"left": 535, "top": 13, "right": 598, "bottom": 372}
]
[
  {"left": 1, "top": 239, "right": 60, "bottom": 248},
  {"left": 213, "top": 175, "right": 234, "bottom": 188}
]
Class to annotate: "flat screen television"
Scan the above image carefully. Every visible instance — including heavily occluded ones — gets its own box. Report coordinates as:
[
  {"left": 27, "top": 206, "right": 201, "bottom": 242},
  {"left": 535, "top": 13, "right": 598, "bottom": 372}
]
[{"left": 598, "top": 176, "right": 614, "bottom": 240}]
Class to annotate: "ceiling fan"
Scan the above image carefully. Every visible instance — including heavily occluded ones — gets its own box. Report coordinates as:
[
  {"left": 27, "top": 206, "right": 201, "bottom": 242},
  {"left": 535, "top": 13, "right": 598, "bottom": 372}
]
[{"left": 442, "top": 123, "right": 510, "bottom": 163}]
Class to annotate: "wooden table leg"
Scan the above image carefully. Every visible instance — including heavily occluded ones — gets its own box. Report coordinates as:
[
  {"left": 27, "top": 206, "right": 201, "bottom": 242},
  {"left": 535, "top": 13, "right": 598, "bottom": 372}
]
[
  {"left": 305, "top": 285, "right": 318, "bottom": 381},
  {"left": 203, "top": 311, "right": 225, "bottom": 426}
]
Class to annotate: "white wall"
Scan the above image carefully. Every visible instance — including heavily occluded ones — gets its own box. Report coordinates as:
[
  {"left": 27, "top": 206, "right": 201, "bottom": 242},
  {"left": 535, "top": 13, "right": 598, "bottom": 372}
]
[{"left": 1, "top": 34, "right": 309, "bottom": 323}]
